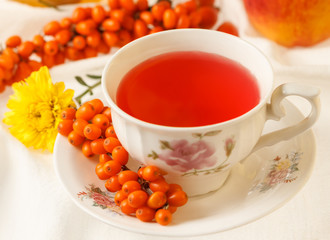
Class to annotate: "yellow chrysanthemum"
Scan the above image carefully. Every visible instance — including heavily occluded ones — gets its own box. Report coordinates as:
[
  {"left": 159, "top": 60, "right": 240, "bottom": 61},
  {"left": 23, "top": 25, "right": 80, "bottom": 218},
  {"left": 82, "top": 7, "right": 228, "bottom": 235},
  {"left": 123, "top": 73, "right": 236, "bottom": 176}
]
[{"left": 3, "top": 66, "right": 75, "bottom": 152}]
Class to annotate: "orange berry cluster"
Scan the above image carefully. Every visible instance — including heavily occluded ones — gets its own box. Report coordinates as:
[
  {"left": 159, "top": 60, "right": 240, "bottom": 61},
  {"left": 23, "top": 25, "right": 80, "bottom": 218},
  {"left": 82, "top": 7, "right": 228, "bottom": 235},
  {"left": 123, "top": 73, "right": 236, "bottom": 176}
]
[
  {"left": 57, "top": 98, "right": 188, "bottom": 226},
  {"left": 0, "top": 0, "right": 238, "bottom": 94}
]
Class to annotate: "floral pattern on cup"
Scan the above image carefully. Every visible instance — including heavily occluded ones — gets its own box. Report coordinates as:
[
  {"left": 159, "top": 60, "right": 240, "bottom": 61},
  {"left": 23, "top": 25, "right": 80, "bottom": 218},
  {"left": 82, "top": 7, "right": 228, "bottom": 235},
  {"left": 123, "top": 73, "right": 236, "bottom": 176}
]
[
  {"left": 77, "top": 184, "right": 122, "bottom": 215},
  {"left": 253, "top": 151, "right": 301, "bottom": 193},
  {"left": 148, "top": 130, "right": 235, "bottom": 176}
]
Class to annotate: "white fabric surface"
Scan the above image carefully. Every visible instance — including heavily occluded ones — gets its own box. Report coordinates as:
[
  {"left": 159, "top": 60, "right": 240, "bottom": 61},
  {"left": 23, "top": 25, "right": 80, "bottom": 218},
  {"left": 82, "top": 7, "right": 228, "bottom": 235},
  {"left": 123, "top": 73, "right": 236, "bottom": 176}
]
[{"left": 1, "top": 0, "right": 330, "bottom": 239}]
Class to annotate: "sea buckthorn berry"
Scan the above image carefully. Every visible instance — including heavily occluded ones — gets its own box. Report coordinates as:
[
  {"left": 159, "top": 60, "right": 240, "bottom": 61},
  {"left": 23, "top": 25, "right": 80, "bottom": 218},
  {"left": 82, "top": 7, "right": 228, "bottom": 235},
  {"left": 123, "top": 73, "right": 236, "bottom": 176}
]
[
  {"left": 96, "top": 39, "right": 111, "bottom": 54},
  {"left": 95, "top": 163, "right": 111, "bottom": 180},
  {"left": 114, "top": 190, "right": 128, "bottom": 206},
  {"left": 176, "top": 14, "right": 190, "bottom": 29},
  {"left": 90, "top": 138, "right": 107, "bottom": 154},
  {"left": 86, "top": 31, "right": 101, "bottom": 48},
  {"left": 118, "top": 29, "right": 132, "bottom": 47},
  {"left": 102, "top": 18, "right": 121, "bottom": 32},
  {"left": 149, "top": 26, "right": 164, "bottom": 34},
  {"left": 105, "top": 125, "right": 117, "bottom": 138},
  {"left": 136, "top": 206, "right": 156, "bottom": 222},
  {"left": 43, "top": 21, "right": 61, "bottom": 36},
  {"left": 122, "top": 180, "right": 141, "bottom": 195},
  {"left": 65, "top": 46, "right": 84, "bottom": 61},
  {"left": 174, "top": 4, "right": 188, "bottom": 16},
  {"left": 142, "top": 165, "right": 162, "bottom": 182},
  {"left": 72, "top": 7, "right": 87, "bottom": 23},
  {"left": 198, "top": 0, "right": 215, "bottom": 6},
  {"left": 103, "top": 160, "right": 122, "bottom": 177},
  {"left": 0, "top": 55, "right": 14, "bottom": 70},
  {"left": 167, "top": 183, "right": 183, "bottom": 196},
  {"left": 32, "top": 34, "right": 45, "bottom": 52},
  {"left": 167, "top": 190, "right": 188, "bottom": 207},
  {"left": 76, "top": 103, "right": 96, "bottom": 121},
  {"left": 139, "top": 11, "right": 154, "bottom": 25},
  {"left": 6, "top": 35, "right": 22, "bottom": 48},
  {"left": 27, "top": 60, "right": 43, "bottom": 71},
  {"left": 110, "top": 9, "right": 125, "bottom": 23},
  {"left": 155, "top": 209, "right": 172, "bottom": 226},
  {"left": 42, "top": 54, "right": 55, "bottom": 68},
  {"left": 55, "top": 29, "right": 72, "bottom": 45},
  {"left": 198, "top": 6, "right": 218, "bottom": 29},
  {"left": 103, "top": 137, "right": 121, "bottom": 153},
  {"left": 147, "top": 191, "right": 167, "bottom": 209},
  {"left": 118, "top": 170, "right": 138, "bottom": 185},
  {"left": 89, "top": 99, "right": 104, "bottom": 114},
  {"left": 105, "top": 175, "right": 122, "bottom": 192},
  {"left": 76, "top": 19, "right": 97, "bottom": 36},
  {"left": 73, "top": 118, "right": 89, "bottom": 137},
  {"left": 149, "top": 178, "right": 170, "bottom": 193},
  {"left": 91, "top": 5, "right": 107, "bottom": 23},
  {"left": 44, "top": 40, "right": 59, "bottom": 56},
  {"left": 122, "top": 16, "right": 134, "bottom": 31},
  {"left": 3, "top": 48, "right": 20, "bottom": 64},
  {"left": 82, "top": 140, "right": 94, "bottom": 158},
  {"left": 108, "top": 0, "right": 120, "bottom": 9},
  {"left": 60, "top": 107, "right": 76, "bottom": 120},
  {"left": 84, "top": 46, "right": 98, "bottom": 58},
  {"left": 84, "top": 6, "right": 92, "bottom": 17},
  {"left": 137, "top": 0, "right": 148, "bottom": 11},
  {"left": 151, "top": 1, "right": 170, "bottom": 22},
  {"left": 133, "top": 19, "right": 148, "bottom": 38},
  {"left": 163, "top": 9, "right": 177, "bottom": 29},
  {"left": 189, "top": 11, "right": 202, "bottom": 28},
  {"left": 57, "top": 119, "right": 74, "bottom": 136},
  {"left": 60, "top": 17, "right": 72, "bottom": 29},
  {"left": 137, "top": 167, "right": 145, "bottom": 178},
  {"left": 68, "top": 130, "right": 85, "bottom": 146},
  {"left": 17, "top": 41, "right": 35, "bottom": 58},
  {"left": 217, "top": 21, "right": 239, "bottom": 37},
  {"left": 99, "top": 153, "right": 112, "bottom": 164},
  {"left": 128, "top": 190, "right": 148, "bottom": 208},
  {"left": 84, "top": 123, "right": 102, "bottom": 140},
  {"left": 92, "top": 114, "right": 110, "bottom": 130},
  {"left": 120, "top": 198, "right": 137, "bottom": 215},
  {"left": 119, "top": 0, "right": 136, "bottom": 12},
  {"left": 102, "top": 31, "right": 119, "bottom": 47},
  {"left": 183, "top": 0, "right": 197, "bottom": 13},
  {"left": 73, "top": 35, "right": 87, "bottom": 50},
  {"left": 112, "top": 146, "right": 129, "bottom": 166},
  {"left": 167, "top": 205, "right": 177, "bottom": 214}
]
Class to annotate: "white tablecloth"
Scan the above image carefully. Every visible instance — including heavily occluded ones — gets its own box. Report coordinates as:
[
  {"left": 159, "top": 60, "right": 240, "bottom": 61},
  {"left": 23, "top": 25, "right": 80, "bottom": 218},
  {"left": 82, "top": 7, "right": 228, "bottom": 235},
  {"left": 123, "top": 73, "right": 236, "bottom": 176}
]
[{"left": 1, "top": 0, "right": 330, "bottom": 239}]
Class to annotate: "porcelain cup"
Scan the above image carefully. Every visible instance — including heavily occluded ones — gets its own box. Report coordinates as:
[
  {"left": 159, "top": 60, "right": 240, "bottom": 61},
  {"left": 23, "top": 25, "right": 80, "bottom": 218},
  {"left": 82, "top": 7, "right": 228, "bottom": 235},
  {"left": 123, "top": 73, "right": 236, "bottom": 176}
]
[{"left": 102, "top": 29, "right": 320, "bottom": 196}]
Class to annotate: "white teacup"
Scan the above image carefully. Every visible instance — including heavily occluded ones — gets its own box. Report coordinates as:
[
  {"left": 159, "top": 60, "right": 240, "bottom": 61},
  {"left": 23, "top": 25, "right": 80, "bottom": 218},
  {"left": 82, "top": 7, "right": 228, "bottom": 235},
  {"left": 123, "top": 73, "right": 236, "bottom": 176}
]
[{"left": 102, "top": 29, "right": 320, "bottom": 196}]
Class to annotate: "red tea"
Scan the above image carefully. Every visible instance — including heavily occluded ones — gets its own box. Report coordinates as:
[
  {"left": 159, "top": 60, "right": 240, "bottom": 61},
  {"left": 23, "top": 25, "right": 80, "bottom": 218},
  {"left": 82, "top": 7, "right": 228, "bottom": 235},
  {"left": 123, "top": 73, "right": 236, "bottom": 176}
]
[{"left": 116, "top": 51, "right": 260, "bottom": 127}]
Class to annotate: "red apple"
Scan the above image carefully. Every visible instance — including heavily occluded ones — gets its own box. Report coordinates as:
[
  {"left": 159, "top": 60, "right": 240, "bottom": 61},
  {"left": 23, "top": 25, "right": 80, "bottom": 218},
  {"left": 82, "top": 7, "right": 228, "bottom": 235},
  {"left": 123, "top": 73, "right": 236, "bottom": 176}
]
[{"left": 243, "top": 0, "right": 330, "bottom": 47}]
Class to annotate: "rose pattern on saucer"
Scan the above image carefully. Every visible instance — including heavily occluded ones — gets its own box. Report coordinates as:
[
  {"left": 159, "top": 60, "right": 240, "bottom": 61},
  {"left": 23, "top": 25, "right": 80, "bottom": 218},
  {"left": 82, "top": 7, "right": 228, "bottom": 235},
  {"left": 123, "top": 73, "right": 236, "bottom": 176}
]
[
  {"left": 77, "top": 184, "right": 122, "bottom": 215},
  {"left": 148, "top": 130, "right": 235, "bottom": 176},
  {"left": 253, "top": 151, "right": 302, "bottom": 193}
]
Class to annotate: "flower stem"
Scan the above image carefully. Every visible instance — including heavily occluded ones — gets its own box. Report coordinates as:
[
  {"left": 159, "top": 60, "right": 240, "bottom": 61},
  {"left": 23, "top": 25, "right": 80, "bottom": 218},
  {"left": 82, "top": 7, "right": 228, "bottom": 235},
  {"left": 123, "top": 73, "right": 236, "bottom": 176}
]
[{"left": 74, "top": 81, "right": 101, "bottom": 105}]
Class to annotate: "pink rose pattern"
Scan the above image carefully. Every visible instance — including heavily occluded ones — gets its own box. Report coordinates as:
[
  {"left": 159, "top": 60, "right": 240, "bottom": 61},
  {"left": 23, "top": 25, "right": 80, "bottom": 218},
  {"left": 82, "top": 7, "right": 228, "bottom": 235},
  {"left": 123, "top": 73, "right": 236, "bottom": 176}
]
[
  {"left": 157, "top": 139, "right": 217, "bottom": 172},
  {"left": 148, "top": 131, "right": 236, "bottom": 175}
]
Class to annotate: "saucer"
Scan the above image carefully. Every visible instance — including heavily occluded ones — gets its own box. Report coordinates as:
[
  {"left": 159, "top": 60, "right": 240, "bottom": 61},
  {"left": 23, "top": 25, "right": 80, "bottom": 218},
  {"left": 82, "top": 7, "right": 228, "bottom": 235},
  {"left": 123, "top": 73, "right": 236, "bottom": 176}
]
[{"left": 53, "top": 99, "right": 316, "bottom": 237}]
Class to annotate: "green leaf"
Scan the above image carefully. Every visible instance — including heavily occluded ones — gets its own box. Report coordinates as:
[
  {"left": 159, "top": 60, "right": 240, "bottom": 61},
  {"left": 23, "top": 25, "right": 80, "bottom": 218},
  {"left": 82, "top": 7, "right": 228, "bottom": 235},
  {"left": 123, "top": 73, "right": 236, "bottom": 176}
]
[
  {"left": 86, "top": 74, "right": 102, "bottom": 79},
  {"left": 160, "top": 140, "right": 172, "bottom": 150},
  {"left": 204, "top": 130, "right": 222, "bottom": 137},
  {"left": 75, "top": 76, "right": 89, "bottom": 87},
  {"left": 147, "top": 151, "right": 159, "bottom": 160},
  {"left": 192, "top": 133, "right": 203, "bottom": 139}
]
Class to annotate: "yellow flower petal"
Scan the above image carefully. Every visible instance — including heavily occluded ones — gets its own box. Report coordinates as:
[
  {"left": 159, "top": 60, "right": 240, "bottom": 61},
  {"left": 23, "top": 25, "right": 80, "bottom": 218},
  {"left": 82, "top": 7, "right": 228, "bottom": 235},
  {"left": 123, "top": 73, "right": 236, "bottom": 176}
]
[{"left": 3, "top": 66, "right": 75, "bottom": 152}]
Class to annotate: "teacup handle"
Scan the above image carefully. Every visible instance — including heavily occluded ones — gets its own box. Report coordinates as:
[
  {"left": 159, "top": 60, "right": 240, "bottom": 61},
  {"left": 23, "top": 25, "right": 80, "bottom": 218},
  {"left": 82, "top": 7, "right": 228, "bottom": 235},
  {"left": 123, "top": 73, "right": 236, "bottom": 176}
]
[{"left": 252, "top": 83, "right": 321, "bottom": 152}]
